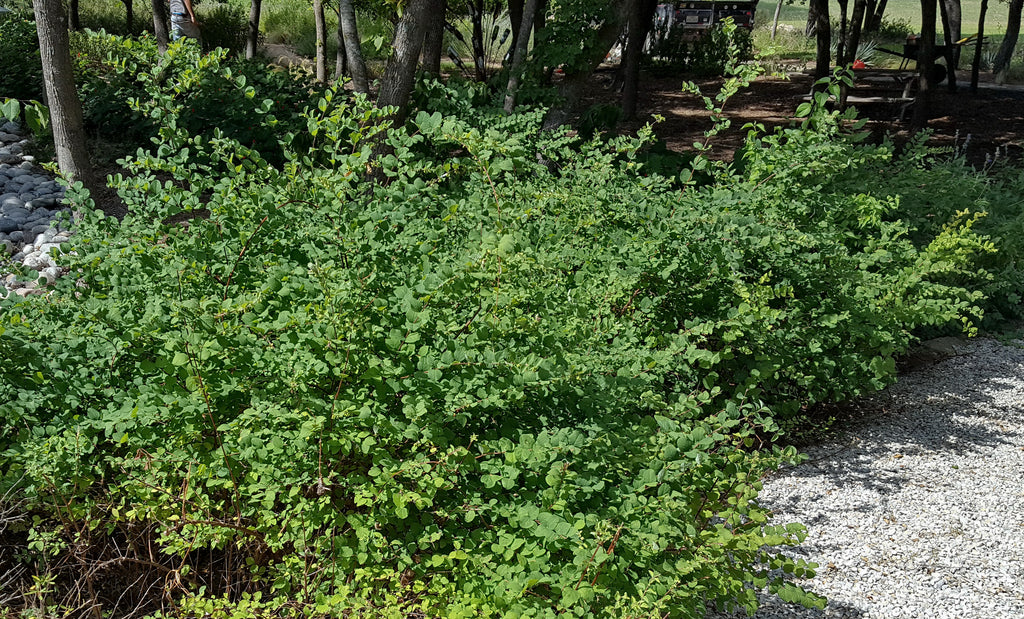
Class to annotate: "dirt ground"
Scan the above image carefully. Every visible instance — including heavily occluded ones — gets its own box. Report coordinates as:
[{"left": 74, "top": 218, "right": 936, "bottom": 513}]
[{"left": 584, "top": 67, "right": 1024, "bottom": 168}]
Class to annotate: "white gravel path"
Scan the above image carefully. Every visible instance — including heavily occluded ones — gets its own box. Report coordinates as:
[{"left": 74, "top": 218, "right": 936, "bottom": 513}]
[{"left": 709, "top": 337, "right": 1024, "bottom": 619}]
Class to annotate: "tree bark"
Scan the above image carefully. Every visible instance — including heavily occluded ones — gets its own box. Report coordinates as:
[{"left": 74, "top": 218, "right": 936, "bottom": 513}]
[
  {"left": 912, "top": 0, "right": 938, "bottom": 128},
  {"left": 313, "top": 0, "right": 328, "bottom": 82},
  {"left": 771, "top": 0, "right": 783, "bottom": 39},
  {"left": 504, "top": 0, "right": 539, "bottom": 113},
  {"left": 69, "top": 0, "right": 80, "bottom": 30},
  {"left": 938, "top": 0, "right": 957, "bottom": 91},
  {"left": 508, "top": 0, "right": 524, "bottom": 61},
  {"left": 246, "top": 0, "right": 262, "bottom": 59},
  {"left": 812, "top": 0, "right": 831, "bottom": 81},
  {"left": 468, "top": 0, "right": 487, "bottom": 81},
  {"left": 421, "top": 0, "right": 446, "bottom": 75},
  {"left": 867, "top": 0, "right": 888, "bottom": 31},
  {"left": 993, "top": 0, "right": 1023, "bottom": 82},
  {"left": 31, "top": 0, "right": 101, "bottom": 206},
  {"left": 971, "top": 0, "right": 989, "bottom": 92},
  {"left": 621, "top": 0, "right": 657, "bottom": 120},
  {"left": 377, "top": 0, "right": 434, "bottom": 123},
  {"left": 338, "top": 0, "right": 369, "bottom": 92},
  {"left": 122, "top": 0, "right": 134, "bottom": 33},
  {"left": 152, "top": 0, "right": 170, "bottom": 54},
  {"left": 836, "top": 0, "right": 849, "bottom": 68},
  {"left": 542, "top": 0, "right": 634, "bottom": 130},
  {"left": 845, "top": 0, "right": 867, "bottom": 66}
]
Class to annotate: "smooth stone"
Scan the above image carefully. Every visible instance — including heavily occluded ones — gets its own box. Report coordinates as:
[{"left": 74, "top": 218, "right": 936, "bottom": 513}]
[
  {"left": 2, "top": 196, "right": 24, "bottom": 207},
  {"left": 0, "top": 153, "right": 19, "bottom": 165},
  {"left": 0, "top": 132, "right": 18, "bottom": 142},
  {"left": 17, "top": 161, "right": 33, "bottom": 170},
  {"left": 37, "top": 242, "right": 61, "bottom": 255},
  {"left": 40, "top": 266, "right": 61, "bottom": 284},
  {"left": 22, "top": 252, "right": 54, "bottom": 271},
  {"left": 0, "top": 193, "right": 17, "bottom": 202},
  {"left": 10, "top": 251, "right": 24, "bottom": 262},
  {"left": 1, "top": 121, "right": 20, "bottom": 133},
  {"left": 18, "top": 193, "right": 36, "bottom": 203},
  {"left": 34, "top": 229, "right": 56, "bottom": 245},
  {"left": 4, "top": 208, "right": 29, "bottom": 222},
  {"left": 6, "top": 168, "right": 27, "bottom": 178},
  {"left": 8, "top": 230, "right": 24, "bottom": 243},
  {"left": 0, "top": 218, "right": 18, "bottom": 233},
  {"left": 7, "top": 143, "right": 22, "bottom": 155},
  {"left": 29, "top": 224, "right": 49, "bottom": 237},
  {"left": 21, "top": 155, "right": 33, "bottom": 163}
]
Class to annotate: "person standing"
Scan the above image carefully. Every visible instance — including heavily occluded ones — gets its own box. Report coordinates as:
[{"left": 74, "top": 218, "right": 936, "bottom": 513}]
[{"left": 169, "top": 0, "right": 199, "bottom": 40}]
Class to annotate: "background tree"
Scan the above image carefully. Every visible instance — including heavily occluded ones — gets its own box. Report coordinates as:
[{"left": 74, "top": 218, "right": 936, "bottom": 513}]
[
  {"left": 812, "top": 0, "right": 831, "bottom": 80},
  {"left": 313, "top": 0, "right": 328, "bottom": 82},
  {"left": 246, "top": 0, "right": 262, "bottom": 59},
  {"left": 31, "top": 0, "right": 101, "bottom": 204},
  {"left": 503, "top": 0, "right": 539, "bottom": 112},
  {"left": 971, "top": 0, "right": 990, "bottom": 91},
  {"left": 421, "top": 0, "right": 446, "bottom": 75},
  {"left": 338, "top": 0, "right": 369, "bottom": 92},
  {"left": 621, "top": 0, "right": 658, "bottom": 120},
  {"left": 121, "top": 0, "right": 134, "bottom": 32},
  {"left": 993, "top": 0, "right": 1023, "bottom": 82},
  {"left": 377, "top": 0, "right": 436, "bottom": 122},
  {"left": 152, "top": 0, "right": 170, "bottom": 53},
  {"left": 912, "top": 0, "right": 938, "bottom": 128}
]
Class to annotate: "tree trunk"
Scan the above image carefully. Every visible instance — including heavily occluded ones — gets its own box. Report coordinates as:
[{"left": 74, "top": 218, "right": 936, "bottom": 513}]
[
  {"left": 313, "top": 0, "right": 328, "bottom": 82},
  {"left": 504, "top": 0, "right": 539, "bottom": 113},
  {"left": 119, "top": 0, "right": 134, "bottom": 33},
  {"left": 338, "top": 0, "right": 369, "bottom": 93},
  {"left": 993, "top": 0, "right": 1023, "bottom": 82},
  {"left": 621, "top": 0, "right": 657, "bottom": 120},
  {"left": 69, "top": 0, "right": 80, "bottom": 30},
  {"left": 542, "top": 1, "right": 634, "bottom": 130},
  {"left": 938, "top": 0, "right": 957, "bottom": 91},
  {"left": 152, "top": 0, "right": 169, "bottom": 53},
  {"left": 912, "top": 0, "right": 937, "bottom": 128},
  {"left": 468, "top": 0, "right": 487, "bottom": 81},
  {"left": 836, "top": 0, "right": 848, "bottom": 68},
  {"left": 867, "top": 0, "right": 888, "bottom": 31},
  {"left": 377, "top": 0, "right": 434, "bottom": 123},
  {"left": 246, "top": 0, "right": 262, "bottom": 59},
  {"left": 771, "top": 0, "right": 783, "bottom": 39},
  {"left": 508, "top": 0, "right": 524, "bottom": 61},
  {"left": 845, "top": 0, "right": 867, "bottom": 66},
  {"left": 806, "top": 0, "right": 819, "bottom": 36},
  {"left": 421, "top": 0, "right": 446, "bottom": 75},
  {"left": 812, "top": 0, "right": 831, "bottom": 81},
  {"left": 31, "top": 0, "right": 101, "bottom": 206},
  {"left": 335, "top": 16, "right": 348, "bottom": 79},
  {"left": 971, "top": 0, "right": 989, "bottom": 92}
]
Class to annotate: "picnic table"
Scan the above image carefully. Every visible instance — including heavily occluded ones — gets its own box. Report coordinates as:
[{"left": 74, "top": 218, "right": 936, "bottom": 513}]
[{"left": 877, "top": 35, "right": 984, "bottom": 72}]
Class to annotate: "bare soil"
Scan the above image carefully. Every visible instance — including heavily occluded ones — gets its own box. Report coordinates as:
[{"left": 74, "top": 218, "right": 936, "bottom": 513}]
[{"left": 583, "top": 68, "right": 1024, "bottom": 168}]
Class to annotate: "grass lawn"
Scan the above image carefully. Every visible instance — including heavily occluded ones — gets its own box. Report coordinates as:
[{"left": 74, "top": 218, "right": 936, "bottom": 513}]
[{"left": 756, "top": 0, "right": 1016, "bottom": 35}]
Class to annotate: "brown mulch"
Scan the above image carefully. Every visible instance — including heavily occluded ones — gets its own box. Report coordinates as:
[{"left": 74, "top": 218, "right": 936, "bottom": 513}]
[{"left": 582, "top": 67, "right": 1024, "bottom": 168}]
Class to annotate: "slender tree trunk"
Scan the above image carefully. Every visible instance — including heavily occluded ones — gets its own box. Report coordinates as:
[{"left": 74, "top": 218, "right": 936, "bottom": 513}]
[
  {"left": 971, "top": 0, "right": 989, "bottom": 92},
  {"left": 377, "top": 0, "right": 434, "bottom": 123},
  {"left": 813, "top": 0, "right": 831, "bottom": 81},
  {"left": 912, "top": 0, "right": 937, "bottom": 128},
  {"left": 504, "top": 0, "right": 539, "bottom": 113},
  {"left": 845, "top": 0, "right": 867, "bottom": 66},
  {"left": 806, "top": 0, "right": 819, "bottom": 36},
  {"left": 246, "top": 0, "right": 262, "bottom": 59},
  {"left": 771, "top": 0, "right": 783, "bottom": 39},
  {"left": 335, "top": 16, "right": 348, "bottom": 79},
  {"left": 621, "top": 0, "right": 657, "bottom": 120},
  {"left": 31, "top": 0, "right": 101, "bottom": 205},
  {"left": 421, "top": 0, "right": 446, "bottom": 75},
  {"left": 338, "top": 0, "right": 369, "bottom": 92},
  {"left": 313, "top": 0, "right": 328, "bottom": 82},
  {"left": 867, "top": 0, "right": 888, "bottom": 31},
  {"left": 121, "top": 0, "right": 134, "bottom": 33},
  {"left": 69, "top": 0, "right": 80, "bottom": 30},
  {"left": 938, "top": 0, "right": 957, "bottom": 91},
  {"left": 543, "top": 0, "right": 635, "bottom": 130},
  {"left": 468, "top": 0, "right": 487, "bottom": 80},
  {"left": 152, "top": 0, "right": 169, "bottom": 53},
  {"left": 993, "top": 0, "right": 1023, "bottom": 82},
  {"left": 836, "top": 0, "right": 848, "bottom": 67},
  {"left": 508, "top": 0, "right": 524, "bottom": 61}
]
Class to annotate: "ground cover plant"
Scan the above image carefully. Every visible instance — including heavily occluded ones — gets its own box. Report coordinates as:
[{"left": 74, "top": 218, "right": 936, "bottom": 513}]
[{"left": 2, "top": 28, "right": 1022, "bottom": 619}]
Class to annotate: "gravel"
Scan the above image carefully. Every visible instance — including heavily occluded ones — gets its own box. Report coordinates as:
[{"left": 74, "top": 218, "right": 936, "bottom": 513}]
[{"left": 707, "top": 337, "right": 1024, "bottom": 619}]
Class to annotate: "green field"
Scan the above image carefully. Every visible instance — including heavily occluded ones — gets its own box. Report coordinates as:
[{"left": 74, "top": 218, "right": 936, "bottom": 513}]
[{"left": 756, "top": 0, "right": 1015, "bottom": 36}]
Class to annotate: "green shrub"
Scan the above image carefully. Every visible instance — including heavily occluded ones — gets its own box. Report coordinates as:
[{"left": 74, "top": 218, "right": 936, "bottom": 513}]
[
  {"left": 0, "top": 65, "right": 1001, "bottom": 619},
  {"left": 0, "top": 12, "right": 43, "bottom": 101},
  {"left": 199, "top": 1, "right": 251, "bottom": 56}
]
